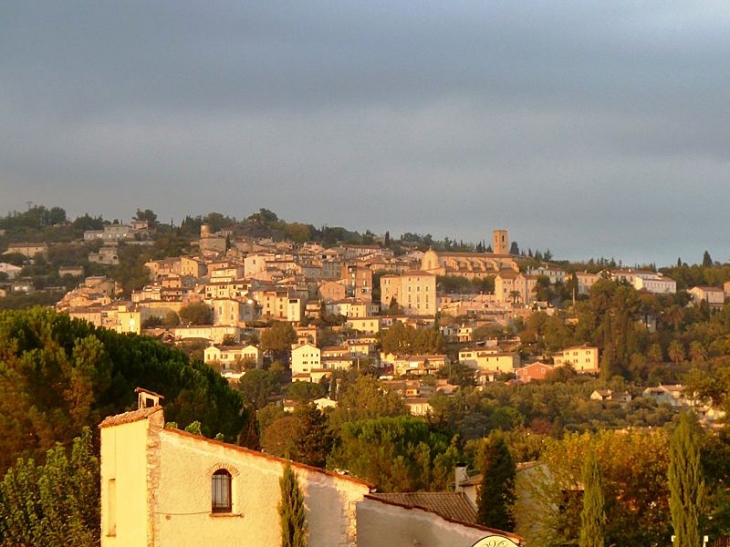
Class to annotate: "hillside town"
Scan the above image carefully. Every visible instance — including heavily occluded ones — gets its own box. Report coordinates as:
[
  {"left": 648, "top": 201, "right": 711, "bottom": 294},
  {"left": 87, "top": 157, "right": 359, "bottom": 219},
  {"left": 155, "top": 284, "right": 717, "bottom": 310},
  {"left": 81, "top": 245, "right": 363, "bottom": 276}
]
[{"left": 1, "top": 207, "right": 730, "bottom": 546}]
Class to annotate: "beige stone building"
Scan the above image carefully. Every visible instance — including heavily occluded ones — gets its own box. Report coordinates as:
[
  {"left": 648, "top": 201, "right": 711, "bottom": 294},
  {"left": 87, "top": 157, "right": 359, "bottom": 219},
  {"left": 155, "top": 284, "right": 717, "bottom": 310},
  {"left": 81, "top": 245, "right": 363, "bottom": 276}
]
[{"left": 380, "top": 271, "right": 437, "bottom": 316}]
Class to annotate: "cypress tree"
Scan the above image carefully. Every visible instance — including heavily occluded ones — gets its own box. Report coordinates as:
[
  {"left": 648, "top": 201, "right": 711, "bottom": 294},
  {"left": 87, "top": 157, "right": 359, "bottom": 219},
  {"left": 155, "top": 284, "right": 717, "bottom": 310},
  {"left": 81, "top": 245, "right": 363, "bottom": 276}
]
[
  {"left": 669, "top": 413, "right": 705, "bottom": 547},
  {"left": 476, "top": 433, "right": 516, "bottom": 531},
  {"left": 579, "top": 450, "right": 605, "bottom": 547},
  {"left": 279, "top": 461, "right": 308, "bottom": 547}
]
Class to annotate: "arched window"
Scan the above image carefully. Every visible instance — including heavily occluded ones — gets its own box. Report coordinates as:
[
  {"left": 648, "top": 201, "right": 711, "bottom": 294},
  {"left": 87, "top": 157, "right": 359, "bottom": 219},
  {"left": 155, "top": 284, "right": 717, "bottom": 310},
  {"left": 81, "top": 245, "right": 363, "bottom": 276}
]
[{"left": 211, "top": 469, "right": 232, "bottom": 513}]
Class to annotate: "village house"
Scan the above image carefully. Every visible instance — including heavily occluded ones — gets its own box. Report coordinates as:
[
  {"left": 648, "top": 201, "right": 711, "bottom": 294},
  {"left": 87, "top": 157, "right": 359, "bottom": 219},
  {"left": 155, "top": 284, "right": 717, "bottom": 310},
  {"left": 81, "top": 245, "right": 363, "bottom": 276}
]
[
  {"left": 515, "top": 362, "right": 555, "bottom": 383},
  {"left": 382, "top": 354, "right": 447, "bottom": 377},
  {"left": 341, "top": 263, "right": 373, "bottom": 301},
  {"left": 494, "top": 271, "right": 538, "bottom": 305},
  {"left": 553, "top": 345, "right": 599, "bottom": 373},
  {"left": 609, "top": 269, "right": 677, "bottom": 294},
  {"left": 0, "top": 262, "right": 22, "bottom": 279},
  {"left": 459, "top": 349, "right": 520, "bottom": 375},
  {"left": 345, "top": 316, "right": 382, "bottom": 335},
  {"left": 642, "top": 384, "right": 687, "bottom": 407},
  {"left": 325, "top": 298, "right": 378, "bottom": 318},
  {"left": 318, "top": 280, "right": 347, "bottom": 301},
  {"left": 290, "top": 343, "right": 321, "bottom": 377},
  {"left": 574, "top": 271, "right": 601, "bottom": 295},
  {"left": 3, "top": 241, "right": 48, "bottom": 258},
  {"left": 84, "top": 223, "right": 147, "bottom": 242},
  {"left": 590, "top": 390, "right": 632, "bottom": 406},
  {"left": 204, "top": 344, "right": 263, "bottom": 369},
  {"left": 689, "top": 286, "right": 725, "bottom": 308}
]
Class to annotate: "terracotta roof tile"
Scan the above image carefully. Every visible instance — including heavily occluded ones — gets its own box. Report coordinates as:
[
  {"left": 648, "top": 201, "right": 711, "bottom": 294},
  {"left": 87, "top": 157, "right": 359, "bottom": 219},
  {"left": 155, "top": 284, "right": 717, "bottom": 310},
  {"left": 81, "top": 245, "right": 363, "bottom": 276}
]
[{"left": 368, "top": 492, "right": 477, "bottom": 524}]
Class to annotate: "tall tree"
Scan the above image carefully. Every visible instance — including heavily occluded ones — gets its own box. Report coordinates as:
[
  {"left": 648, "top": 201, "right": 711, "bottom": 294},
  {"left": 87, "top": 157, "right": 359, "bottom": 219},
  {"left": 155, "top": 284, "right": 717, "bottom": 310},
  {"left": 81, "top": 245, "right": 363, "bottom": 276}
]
[
  {"left": 279, "top": 462, "right": 308, "bottom": 547},
  {"left": 260, "top": 321, "right": 297, "bottom": 361},
  {"left": 702, "top": 251, "right": 713, "bottom": 268},
  {"left": 669, "top": 413, "right": 705, "bottom": 547},
  {"left": 476, "top": 433, "right": 516, "bottom": 531},
  {"left": 178, "top": 301, "right": 213, "bottom": 325},
  {"left": 291, "top": 404, "right": 334, "bottom": 468},
  {"left": 579, "top": 451, "right": 605, "bottom": 547}
]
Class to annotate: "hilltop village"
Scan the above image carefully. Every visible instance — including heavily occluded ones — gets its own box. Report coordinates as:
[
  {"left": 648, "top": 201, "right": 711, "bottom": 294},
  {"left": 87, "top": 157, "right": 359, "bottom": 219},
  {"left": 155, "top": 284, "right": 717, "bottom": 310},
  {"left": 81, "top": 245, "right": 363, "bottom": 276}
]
[{"left": 2, "top": 206, "right": 730, "bottom": 545}]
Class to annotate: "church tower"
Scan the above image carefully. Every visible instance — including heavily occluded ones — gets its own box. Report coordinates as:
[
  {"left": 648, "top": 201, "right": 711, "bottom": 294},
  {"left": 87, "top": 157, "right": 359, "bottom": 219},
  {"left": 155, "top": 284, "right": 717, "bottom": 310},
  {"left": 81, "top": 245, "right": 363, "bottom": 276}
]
[{"left": 493, "top": 229, "right": 509, "bottom": 255}]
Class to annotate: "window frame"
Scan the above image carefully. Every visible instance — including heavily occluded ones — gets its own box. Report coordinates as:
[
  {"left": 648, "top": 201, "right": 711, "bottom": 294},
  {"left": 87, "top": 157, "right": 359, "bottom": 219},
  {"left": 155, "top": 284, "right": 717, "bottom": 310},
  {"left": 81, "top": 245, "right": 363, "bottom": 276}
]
[{"left": 211, "top": 469, "right": 233, "bottom": 514}]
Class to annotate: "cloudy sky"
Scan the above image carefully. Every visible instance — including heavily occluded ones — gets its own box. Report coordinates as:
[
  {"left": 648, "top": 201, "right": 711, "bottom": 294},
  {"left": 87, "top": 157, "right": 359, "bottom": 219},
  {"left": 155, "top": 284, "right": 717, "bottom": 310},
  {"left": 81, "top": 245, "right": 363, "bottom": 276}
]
[{"left": 2, "top": 1, "right": 729, "bottom": 267}]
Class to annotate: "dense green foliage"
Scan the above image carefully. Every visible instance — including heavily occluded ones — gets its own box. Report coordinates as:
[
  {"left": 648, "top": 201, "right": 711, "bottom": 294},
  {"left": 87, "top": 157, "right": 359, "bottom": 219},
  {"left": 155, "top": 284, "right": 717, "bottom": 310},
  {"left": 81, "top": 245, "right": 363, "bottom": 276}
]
[
  {"left": 260, "top": 321, "right": 297, "bottom": 360},
  {"left": 178, "top": 301, "right": 213, "bottom": 325},
  {"left": 0, "top": 308, "right": 247, "bottom": 475},
  {"left": 279, "top": 462, "right": 308, "bottom": 547},
  {"left": 262, "top": 404, "right": 333, "bottom": 468},
  {"left": 329, "top": 415, "right": 459, "bottom": 492},
  {"left": 522, "top": 429, "right": 672, "bottom": 546},
  {"left": 378, "top": 320, "right": 444, "bottom": 355},
  {"left": 669, "top": 413, "right": 705, "bottom": 547},
  {"left": 0, "top": 428, "right": 98, "bottom": 547}
]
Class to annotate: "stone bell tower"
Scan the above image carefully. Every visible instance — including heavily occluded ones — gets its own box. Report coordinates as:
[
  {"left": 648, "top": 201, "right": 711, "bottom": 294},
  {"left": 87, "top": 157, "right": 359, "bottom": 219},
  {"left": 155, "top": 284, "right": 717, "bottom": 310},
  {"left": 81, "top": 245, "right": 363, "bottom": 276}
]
[{"left": 493, "top": 229, "right": 509, "bottom": 255}]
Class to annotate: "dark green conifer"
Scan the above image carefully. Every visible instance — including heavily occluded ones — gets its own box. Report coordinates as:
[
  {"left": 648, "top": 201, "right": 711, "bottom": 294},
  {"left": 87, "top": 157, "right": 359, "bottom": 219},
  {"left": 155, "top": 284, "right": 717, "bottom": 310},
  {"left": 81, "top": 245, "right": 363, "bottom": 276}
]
[
  {"left": 279, "top": 461, "right": 308, "bottom": 547},
  {"left": 669, "top": 413, "right": 704, "bottom": 547},
  {"left": 476, "top": 433, "right": 516, "bottom": 531},
  {"left": 579, "top": 450, "right": 605, "bottom": 547}
]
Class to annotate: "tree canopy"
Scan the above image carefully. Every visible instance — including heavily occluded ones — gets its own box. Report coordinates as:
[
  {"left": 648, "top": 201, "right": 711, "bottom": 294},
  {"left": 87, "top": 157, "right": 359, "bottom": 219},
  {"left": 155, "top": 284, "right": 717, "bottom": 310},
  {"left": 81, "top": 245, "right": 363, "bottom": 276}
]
[{"left": 0, "top": 308, "right": 248, "bottom": 475}]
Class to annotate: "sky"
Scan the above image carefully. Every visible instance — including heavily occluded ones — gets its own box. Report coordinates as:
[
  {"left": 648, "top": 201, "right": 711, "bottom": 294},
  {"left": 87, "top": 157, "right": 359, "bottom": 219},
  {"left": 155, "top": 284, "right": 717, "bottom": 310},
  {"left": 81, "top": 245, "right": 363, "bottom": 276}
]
[{"left": 2, "top": 1, "right": 730, "bottom": 268}]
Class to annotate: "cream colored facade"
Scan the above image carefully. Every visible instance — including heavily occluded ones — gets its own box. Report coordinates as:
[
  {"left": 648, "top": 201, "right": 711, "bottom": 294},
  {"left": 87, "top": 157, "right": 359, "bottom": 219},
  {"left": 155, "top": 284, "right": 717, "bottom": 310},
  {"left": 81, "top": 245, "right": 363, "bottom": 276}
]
[
  {"left": 575, "top": 271, "right": 601, "bottom": 295},
  {"left": 100, "top": 406, "right": 371, "bottom": 547},
  {"left": 345, "top": 317, "right": 382, "bottom": 334},
  {"left": 291, "top": 343, "right": 321, "bottom": 375},
  {"left": 554, "top": 345, "right": 599, "bottom": 373},
  {"left": 204, "top": 344, "right": 263, "bottom": 368},
  {"left": 380, "top": 271, "right": 437, "bottom": 316},
  {"left": 459, "top": 349, "right": 520, "bottom": 374}
]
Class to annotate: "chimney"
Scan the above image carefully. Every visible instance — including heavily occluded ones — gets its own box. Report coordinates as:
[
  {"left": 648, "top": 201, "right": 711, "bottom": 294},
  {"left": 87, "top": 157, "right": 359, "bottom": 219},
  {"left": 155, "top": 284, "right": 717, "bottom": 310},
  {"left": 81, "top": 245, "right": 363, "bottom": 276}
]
[
  {"left": 454, "top": 463, "right": 468, "bottom": 492},
  {"left": 135, "top": 387, "right": 165, "bottom": 410}
]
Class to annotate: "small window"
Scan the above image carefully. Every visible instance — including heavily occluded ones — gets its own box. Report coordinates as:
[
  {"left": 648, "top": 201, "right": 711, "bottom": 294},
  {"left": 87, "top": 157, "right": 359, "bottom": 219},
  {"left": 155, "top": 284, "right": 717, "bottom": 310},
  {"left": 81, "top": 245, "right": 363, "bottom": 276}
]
[{"left": 212, "top": 469, "right": 232, "bottom": 513}]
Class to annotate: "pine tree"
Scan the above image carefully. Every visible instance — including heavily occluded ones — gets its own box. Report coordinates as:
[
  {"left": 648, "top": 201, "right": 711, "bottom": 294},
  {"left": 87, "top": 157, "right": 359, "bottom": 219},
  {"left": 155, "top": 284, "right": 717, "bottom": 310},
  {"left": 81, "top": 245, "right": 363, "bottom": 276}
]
[
  {"left": 669, "top": 413, "right": 705, "bottom": 547},
  {"left": 279, "top": 461, "right": 308, "bottom": 547},
  {"left": 579, "top": 451, "right": 605, "bottom": 547},
  {"left": 476, "top": 434, "right": 516, "bottom": 531}
]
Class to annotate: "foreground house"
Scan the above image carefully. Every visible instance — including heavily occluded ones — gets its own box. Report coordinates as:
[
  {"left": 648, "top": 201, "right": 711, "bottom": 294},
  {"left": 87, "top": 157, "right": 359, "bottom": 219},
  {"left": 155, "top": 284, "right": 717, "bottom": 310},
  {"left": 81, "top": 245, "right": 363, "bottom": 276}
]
[{"left": 100, "top": 389, "right": 522, "bottom": 546}]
